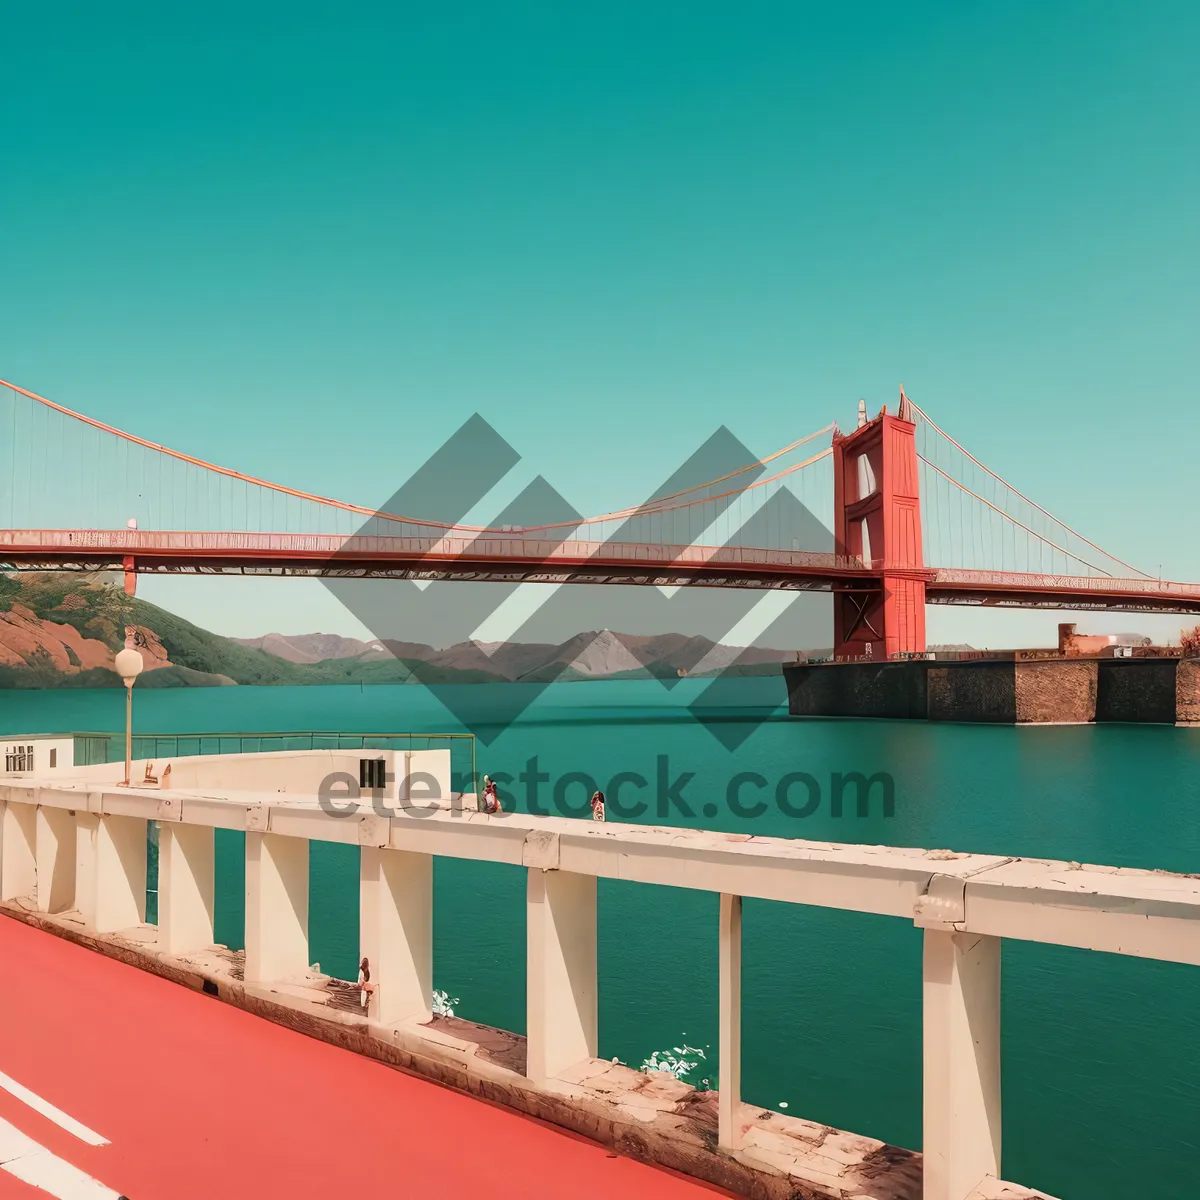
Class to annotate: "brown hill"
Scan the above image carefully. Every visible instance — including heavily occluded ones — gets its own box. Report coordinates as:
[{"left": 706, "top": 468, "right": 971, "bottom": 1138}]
[{"left": 0, "top": 602, "right": 174, "bottom": 678}]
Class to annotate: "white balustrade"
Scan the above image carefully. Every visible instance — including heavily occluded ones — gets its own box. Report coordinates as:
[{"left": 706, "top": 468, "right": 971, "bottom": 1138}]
[
  {"left": 718, "top": 892, "right": 743, "bottom": 1150},
  {"left": 92, "top": 814, "right": 148, "bottom": 933},
  {"left": 3, "top": 748, "right": 1200, "bottom": 1200},
  {"left": 922, "top": 930, "right": 1002, "bottom": 1200},
  {"left": 74, "top": 811, "right": 99, "bottom": 926},
  {"left": 0, "top": 797, "right": 36, "bottom": 901},
  {"left": 34, "top": 804, "right": 75, "bottom": 913},
  {"left": 359, "top": 846, "right": 433, "bottom": 1023},
  {"left": 526, "top": 867, "right": 597, "bottom": 1081},
  {"left": 158, "top": 823, "right": 215, "bottom": 956},
  {"left": 245, "top": 831, "right": 309, "bottom": 983}
]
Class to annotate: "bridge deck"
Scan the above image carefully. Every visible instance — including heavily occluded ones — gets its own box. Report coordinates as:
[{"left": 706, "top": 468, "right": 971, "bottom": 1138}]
[
  {"left": 0, "top": 917, "right": 722, "bottom": 1200},
  {"left": 4, "top": 529, "right": 1200, "bottom": 611}
]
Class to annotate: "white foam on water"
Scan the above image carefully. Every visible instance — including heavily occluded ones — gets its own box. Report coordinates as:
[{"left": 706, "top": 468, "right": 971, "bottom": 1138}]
[{"left": 638, "top": 1044, "right": 712, "bottom": 1090}]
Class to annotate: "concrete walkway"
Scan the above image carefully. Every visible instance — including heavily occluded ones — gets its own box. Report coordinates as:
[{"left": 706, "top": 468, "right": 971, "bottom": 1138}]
[{"left": 0, "top": 917, "right": 728, "bottom": 1199}]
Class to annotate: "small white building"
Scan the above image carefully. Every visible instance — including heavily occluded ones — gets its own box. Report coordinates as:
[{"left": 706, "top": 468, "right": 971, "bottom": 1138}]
[{"left": 2, "top": 735, "right": 75, "bottom": 777}]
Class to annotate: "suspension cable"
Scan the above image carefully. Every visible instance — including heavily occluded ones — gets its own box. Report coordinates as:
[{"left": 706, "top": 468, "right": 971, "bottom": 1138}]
[
  {"left": 911, "top": 401, "right": 1148, "bottom": 577},
  {"left": 517, "top": 445, "right": 834, "bottom": 531},
  {"left": 919, "top": 454, "right": 1124, "bottom": 578},
  {"left": 0, "top": 376, "right": 832, "bottom": 535}
]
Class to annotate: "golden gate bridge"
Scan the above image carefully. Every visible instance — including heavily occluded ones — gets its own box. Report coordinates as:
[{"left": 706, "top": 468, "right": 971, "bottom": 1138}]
[{"left": 2, "top": 377, "right": 1198, "bottom": 660}]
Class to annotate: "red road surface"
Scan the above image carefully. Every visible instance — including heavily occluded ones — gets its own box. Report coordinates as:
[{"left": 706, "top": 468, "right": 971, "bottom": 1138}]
[{"left": 0, "top": 918, "right": 726, "bottom": 1199}]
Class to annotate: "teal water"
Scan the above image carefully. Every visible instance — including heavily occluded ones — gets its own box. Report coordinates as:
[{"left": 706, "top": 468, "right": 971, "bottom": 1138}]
[{"left": 4, "top": 679, "right": 1199, "bottom": 1198}]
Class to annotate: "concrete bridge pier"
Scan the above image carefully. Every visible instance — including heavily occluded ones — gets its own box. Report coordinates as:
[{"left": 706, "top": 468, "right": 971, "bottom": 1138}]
[
  {"left": 922, "top": 929, "right": 1002, "bottom": 1200},
  {"left": 526, "top": 868, "right": 597, "bottom": 1082},
  {"left": 359, "top": 846, "right": 433, "bottom": 1023},
  {"left": 90, "top": 814, "right": 148, "bottom": 933},
  {"left": 35, "top": 803, "right": 76, "bottom": 913},
  {"left": 0, "top": 799, "right": 37, "bottom": 901},
  {"left": 158, "top": 823, "right": 215, "bottom": 955},
  {"left": 245, "top": 831, "right": 309, "bottom": 983}
]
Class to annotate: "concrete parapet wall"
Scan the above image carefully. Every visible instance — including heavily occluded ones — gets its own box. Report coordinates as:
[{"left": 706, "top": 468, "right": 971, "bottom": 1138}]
[{"left": 56, "top": 748, "right": 433, "bottom": 798}]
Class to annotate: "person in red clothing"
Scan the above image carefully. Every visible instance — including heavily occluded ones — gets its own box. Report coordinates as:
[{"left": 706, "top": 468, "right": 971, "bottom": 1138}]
[{"left": 481, "top": 775, "right": 501, "bottom": 814}]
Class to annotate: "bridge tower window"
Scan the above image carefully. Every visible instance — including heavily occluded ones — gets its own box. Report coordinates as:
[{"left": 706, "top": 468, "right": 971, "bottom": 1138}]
[
  {"left": 860, "top": 520, "right": 873, "bottom": 565},
  {"left": 856, "top": 453, "right": 877, "bottom": 500}
]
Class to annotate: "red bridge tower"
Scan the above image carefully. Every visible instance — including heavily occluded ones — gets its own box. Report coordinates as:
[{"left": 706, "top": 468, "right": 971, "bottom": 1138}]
[{"left": 832, "top": 389, "right": 926, "bottom": 660}]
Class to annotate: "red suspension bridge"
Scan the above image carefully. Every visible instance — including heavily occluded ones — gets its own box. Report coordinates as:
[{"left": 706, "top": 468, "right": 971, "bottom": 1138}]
[{"left": 2, "top": 377, "right": 1198, "bottom": 659}]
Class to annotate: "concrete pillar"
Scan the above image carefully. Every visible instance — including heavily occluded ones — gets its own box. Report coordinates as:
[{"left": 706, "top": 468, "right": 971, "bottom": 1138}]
[
  {"left": 35, "top": 806, "right": 76, "bottom": 914},
  {"left": 526, "top": 868, "right": 597, "bottom": 1081},
  {"left": 923, "top": 930, "right": 1002, "bottom": 1200},
  {"left": 158, "top": 823, "right": 215, "bottom": 956},
  {"left": 1, "top": 800, "right": 37, "bottom": 901},
  {"left": 359, "top": 847, "right": 433, "bottom": 1024},
  {"left": 245, "top": 832, "right": 309, "bottom": 983},
  {"left": 718, "top": 893, "right": 743, "bottom": 1149},
  {"left": 74, "top": 812, "right": 99, "bottom": 926},
  {"left": 93, "top": 814, "right": 147, "bottom": 933}
]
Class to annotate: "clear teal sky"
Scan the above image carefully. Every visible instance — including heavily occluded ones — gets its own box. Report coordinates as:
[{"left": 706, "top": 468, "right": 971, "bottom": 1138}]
[{"left": 2, "top": 2, "right": 1197, "bottom": 641}]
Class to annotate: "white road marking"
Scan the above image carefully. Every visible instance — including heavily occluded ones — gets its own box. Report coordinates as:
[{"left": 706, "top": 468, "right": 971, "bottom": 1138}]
[
  {"left": 0, "top": 1116, "right": 122, "bottom": 1198},
  {"left": 0, "top": 1071, "right": 109, "bottom": 1146}
]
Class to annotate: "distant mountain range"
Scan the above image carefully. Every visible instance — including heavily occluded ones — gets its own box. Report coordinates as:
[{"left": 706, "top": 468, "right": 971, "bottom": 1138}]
[
  {"left": 232, "top": 628, "right": 809, "bottom": 684},
  {"left": 0, "top": 573, "right": 813, "bottom": 688}
]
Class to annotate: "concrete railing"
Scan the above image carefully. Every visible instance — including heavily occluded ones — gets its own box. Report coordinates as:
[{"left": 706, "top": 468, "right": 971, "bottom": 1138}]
[{"left": 3, "top": 749, "right": 1199, "bottom": 1200}]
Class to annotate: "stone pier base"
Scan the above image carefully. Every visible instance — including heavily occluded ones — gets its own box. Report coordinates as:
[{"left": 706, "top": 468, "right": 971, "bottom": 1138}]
[
  {"left": 1178, "top": 658, "right": 1200, "bottom": 725},
  {"left": 785, "top": 657, "right": 1199, "bottom": 725}
]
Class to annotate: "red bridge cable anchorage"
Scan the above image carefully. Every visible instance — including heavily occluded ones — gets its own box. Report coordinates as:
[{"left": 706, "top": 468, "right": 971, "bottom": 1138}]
[
  {"left": 910, "top": 401, "right": 1148, "bottom": 578},
  {"left": 0, "top": 376, "right": 832, "bottom": 536}
]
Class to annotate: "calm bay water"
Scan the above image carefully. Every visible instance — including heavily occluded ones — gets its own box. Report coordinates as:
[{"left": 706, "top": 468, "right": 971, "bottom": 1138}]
[{"left": 4, "top": 677, "right": 1199, "bottom": 1198}]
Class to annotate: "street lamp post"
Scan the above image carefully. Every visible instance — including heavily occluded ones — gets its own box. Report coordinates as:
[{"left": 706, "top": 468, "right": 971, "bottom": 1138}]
[{"left": 115, "top": 633, "right": 144, "bottom": 787}]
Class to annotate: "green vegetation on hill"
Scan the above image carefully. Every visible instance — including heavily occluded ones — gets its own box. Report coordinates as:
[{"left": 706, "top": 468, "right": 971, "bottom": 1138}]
[
  {"left": 0, "top": 574, "right": 502, "bottom": 688},
  {"left": 123, "top": 595, "right": 503, "bottom": 685},
  {"left": 1, "top": 574, "right": 792, "bottom": 689},
  {"left": 0, "top": 572, "right": 129, "bottom": 648},
  {"left": 0, "top": 652, "right": 121, "bottom": 690},
  {"left": 128, "top": 595, "right": 327, "bottom": 685}
]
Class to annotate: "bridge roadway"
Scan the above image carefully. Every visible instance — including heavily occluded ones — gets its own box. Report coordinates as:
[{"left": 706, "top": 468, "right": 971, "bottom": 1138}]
[
  {"left": 0, "top": 918, "right": 723, "bottom": 1200},
  {"left": 4, "top": 529, "right": 1200, "bottom": 613}
]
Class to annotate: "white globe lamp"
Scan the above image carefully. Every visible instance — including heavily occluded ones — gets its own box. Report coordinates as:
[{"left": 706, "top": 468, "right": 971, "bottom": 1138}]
[
  {"left": 115, "top": 646, "right": 144, "bottom": 684},
  {"left": 115, "top": 642, "right": 144, "bottom": 786}
]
